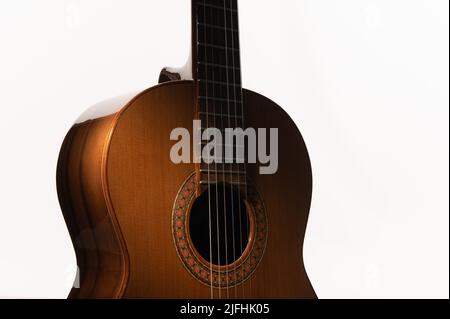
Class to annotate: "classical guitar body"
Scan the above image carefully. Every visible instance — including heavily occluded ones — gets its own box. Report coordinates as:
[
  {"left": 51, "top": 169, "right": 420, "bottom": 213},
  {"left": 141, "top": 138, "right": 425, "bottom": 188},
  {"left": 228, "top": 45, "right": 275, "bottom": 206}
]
[{"left": 57, "top": 0, "right": 316, "bottom": 299}]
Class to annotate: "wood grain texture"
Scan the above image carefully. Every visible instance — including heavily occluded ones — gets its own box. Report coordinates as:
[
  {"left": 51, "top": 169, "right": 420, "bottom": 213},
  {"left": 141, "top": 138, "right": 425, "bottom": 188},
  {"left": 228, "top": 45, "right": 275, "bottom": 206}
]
[{"left": 57, "top": 80, "right": 316, "bottom": 299}]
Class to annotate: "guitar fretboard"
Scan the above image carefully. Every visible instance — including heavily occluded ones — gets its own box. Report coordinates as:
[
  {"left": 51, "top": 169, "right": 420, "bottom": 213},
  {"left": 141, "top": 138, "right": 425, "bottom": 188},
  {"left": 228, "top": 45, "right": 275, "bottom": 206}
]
[{"left": 193, "top": 0, "right": 246, "bottom": 186}]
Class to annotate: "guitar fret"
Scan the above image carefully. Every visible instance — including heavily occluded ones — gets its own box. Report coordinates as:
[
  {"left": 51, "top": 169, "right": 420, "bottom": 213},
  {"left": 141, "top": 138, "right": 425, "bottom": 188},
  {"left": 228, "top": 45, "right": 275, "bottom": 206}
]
[
  {"left": 198, "top": 42, "right": 239, "bottom": 52},
  {"left": 198, "top": 79, "right": 241, "bottom": 87},
  {"left": 198, "top": 62, "right": 240, "bottom": 70},
  {"left": 198, "top": 46, "right": 240, "bottom": 66},
  {"left": 199, "top": 106, "right": 244, "bottom": 118},
  {"left": 199, "top": 112, "right": 243, "bottom": 119},
  {"left": 199, "top": 96, "right": 242, "bottom": 104},
  {"left": 199, "top": 128, "right": 246, "bottom": 135},
  {"left": 198, "top": 2, "right": 237, "bottom": 13},
  {"left": 198, "top": 22, "right": 238, "bottom": 32},
  {"left": 198, "top": 142, "right": 246, "bottom": 149}
]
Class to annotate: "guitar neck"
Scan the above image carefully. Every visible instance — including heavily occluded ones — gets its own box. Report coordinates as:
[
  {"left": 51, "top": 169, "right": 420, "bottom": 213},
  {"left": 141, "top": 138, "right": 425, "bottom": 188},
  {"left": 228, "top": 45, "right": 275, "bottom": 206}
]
[
  {"left": 191, "top": 0, "right": 246, "bottom": 189},
  {"left": 192, "top": 0, "right": 243, "bottom": 122}
]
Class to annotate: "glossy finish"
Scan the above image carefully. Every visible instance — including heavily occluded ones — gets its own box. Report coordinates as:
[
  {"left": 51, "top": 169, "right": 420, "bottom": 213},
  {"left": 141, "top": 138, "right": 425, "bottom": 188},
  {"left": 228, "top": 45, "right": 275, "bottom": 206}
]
[{"left": 57, "top": 81, "right": 316, "bottom": 298}]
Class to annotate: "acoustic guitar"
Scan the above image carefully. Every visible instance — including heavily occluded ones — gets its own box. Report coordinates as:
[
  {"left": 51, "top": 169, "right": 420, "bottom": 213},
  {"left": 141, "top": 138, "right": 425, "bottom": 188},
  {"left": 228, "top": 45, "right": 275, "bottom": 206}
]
[{"left": 57, "top": 0, "right": 316, "bottom": 299}]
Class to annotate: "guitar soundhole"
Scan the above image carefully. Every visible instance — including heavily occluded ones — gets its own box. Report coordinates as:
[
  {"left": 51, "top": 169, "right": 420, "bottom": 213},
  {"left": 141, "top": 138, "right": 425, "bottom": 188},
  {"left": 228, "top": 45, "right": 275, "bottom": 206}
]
[{"left": 189, "top": 183, "right": 250, "bottom": 266}]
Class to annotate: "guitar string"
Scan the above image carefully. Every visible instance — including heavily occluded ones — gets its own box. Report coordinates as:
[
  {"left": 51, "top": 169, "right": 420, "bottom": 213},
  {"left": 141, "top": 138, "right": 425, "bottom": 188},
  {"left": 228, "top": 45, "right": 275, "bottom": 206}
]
[
  {"left": 220, "top": 0, "right": 234, "bottom": 299},
  {"left": 208, "top": 1, "right": 223, "bottom": 299},
  {"left": 212, "top": 0, "right": 228, "bottom": 299},
  {"left": 228, "top": 0, "right": 244, "bottom": 299},
  {"left": 233, "top": 0, "right": 252, "bottom": 298},
  {"left": 201, "top": 0, "right": 214, "bottom": 300}
]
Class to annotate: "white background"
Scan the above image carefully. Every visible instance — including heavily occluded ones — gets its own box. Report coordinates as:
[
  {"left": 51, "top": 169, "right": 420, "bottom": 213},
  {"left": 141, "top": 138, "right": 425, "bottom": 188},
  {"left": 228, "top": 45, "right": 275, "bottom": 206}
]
[{"left": 0, "top": 0, "right": 448, "bottom": 299}]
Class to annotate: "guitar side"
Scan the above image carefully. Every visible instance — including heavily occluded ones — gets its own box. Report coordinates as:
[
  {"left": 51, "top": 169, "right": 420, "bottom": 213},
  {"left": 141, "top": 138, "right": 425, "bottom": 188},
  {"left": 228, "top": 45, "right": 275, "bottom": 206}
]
[{"left": 56, "top": 96, "right": 133, "bottom": 299}]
